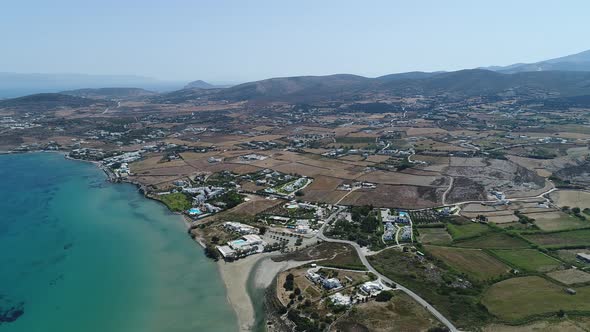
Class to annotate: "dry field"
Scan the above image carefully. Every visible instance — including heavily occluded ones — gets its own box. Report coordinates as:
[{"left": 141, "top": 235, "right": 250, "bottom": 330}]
[
  {"left": 339, "top": 185, "right": 443, "bottom": 209},
  {"left": 461, "top": 203, "right": 500, "bottom": 213},
  {"left": 415, "top": 139, "right": 470, "bottom": 152},
  {"left": 449, "top": 157, "right": 488, "bottom": 167},
  {"left": 405, "top": 127, "right": 448, "bottom": 136},
  {"left": 301, "top": 175, "right": 347, "bottom": 204},
  {"left": 547, "top": 269, "right": 590, "bottom": 285},
  {"left": 131, "top": 155, "right": 188, "bottom": 172},
  {"left": 227, "top": 195, "right": 284, "bottom": 216},
  {"left": 357, "top": 170, "right": 445, "bottom": 187},
  {"left": 550, "top": 190, "right": 590, "bottom": 209},
  {"left": 331, "top": 293, "right": 440, "bottom": 332}
]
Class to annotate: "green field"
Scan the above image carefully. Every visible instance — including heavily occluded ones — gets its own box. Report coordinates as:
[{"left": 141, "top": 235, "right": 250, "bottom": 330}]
[
  {"left": 447, "top": 223, "right": 490, "bottom": 240},
  {"left": 523, "top": 229, "right": 590, "bottom": 248},
  {"left": 490, "top": 249, "right": 562, "bottom": 272},
  {"left": 425, "top": 246, "right": 509, "bottom": 280},
  {"left": 531, "top": 212, "right": 589, "bottom": 232},
  {"left": 158, "top": 192, "right": 192, "bottom": 212},
  {"left": 482, "top": 276, "right": 590, "bottom": 321},
  {"left": 454, "top": 232, "right": 530, "bottom": 249},
  {"left": 418, "top": 228, "right": 453, "bottom": 245}
]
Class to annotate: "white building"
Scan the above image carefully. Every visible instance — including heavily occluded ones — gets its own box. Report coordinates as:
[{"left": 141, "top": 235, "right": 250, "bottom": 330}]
[
  {"left": 322, "top": 278, "right": 342, "bottom": 290},
  {"left": 223, "top": 222, "right": 259, "bottom": 235},
  {"left": 329, "top": 292, "right": 351, "bottom": 306},
  {"left": 218, "top": 234, "right": 266, "bottom": 260},
  {"left": 577, "top": 253, "right": 590, "bottom": 263},
  {"left": 360, "top": 281, "right": 383, "bottom": 296},
  {"left": 306, "top": 271, "right": 322, "bottom": 283}
]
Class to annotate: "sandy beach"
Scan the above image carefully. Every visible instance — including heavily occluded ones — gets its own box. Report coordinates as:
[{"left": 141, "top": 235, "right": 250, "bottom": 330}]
[{"left": 218, "top": 253, "right": 312, "bottom": 332}]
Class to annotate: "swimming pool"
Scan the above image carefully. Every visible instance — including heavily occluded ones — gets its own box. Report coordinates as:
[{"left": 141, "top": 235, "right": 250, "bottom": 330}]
[{"left": 188, "top": 208, "right": 202, "bottom": 214}]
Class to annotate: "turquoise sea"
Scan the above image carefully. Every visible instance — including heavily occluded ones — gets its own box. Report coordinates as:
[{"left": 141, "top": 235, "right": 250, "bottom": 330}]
[{"left": 0, "top": 153, "right": 237, "bottom": 332}]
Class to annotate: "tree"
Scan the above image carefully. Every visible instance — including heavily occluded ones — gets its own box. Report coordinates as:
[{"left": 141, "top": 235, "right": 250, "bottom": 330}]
[
  {"left": 284, "top": 273, "right": 295, "bottom": 291},
  {"left": 204, "top": 245, "right": 219, "bottom": 261},
  {"left": 375, "top": 290, "right": 394, "bottom": 302}
]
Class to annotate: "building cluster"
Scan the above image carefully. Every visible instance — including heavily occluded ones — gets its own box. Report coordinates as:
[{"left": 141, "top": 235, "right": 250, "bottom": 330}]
[
  {"left": 182, "top": 185, "right": 225, "bottom": 205},
  {"left": 380, "top": 209, "right": 412, "bottom": 242},
  {"left": 223, "top": 222, "right": 259, "bottom": 235},
  {"left": 306, "top": 270, "right": 343, "bottom": 290},
  {"left": 217, "top": 234, "right": 266, "bottom": 260},
  {"left": 240, "top": 140, "right": 279, "bottom": 150},
  {"left": 307, "top": 270, "right": 387, "bottom": 308}
]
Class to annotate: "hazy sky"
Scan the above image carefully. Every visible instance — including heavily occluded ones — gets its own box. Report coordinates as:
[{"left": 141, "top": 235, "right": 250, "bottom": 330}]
[{"left": 2, "top": 0, "right": 589, "bottom": 83}]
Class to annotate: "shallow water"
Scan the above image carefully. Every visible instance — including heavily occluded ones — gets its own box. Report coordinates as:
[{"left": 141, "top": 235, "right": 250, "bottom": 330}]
[{"left": 0, "top": 153, "right": 237, "bottom": 332}]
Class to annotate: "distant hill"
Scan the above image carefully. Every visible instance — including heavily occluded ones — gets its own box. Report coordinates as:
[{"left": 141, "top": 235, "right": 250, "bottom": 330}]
[
  {"left": 184, "top": 80, "right": 216, "bottom": 89},
  {"left": 206, "top": 69, "right": 590, "bottom": 102},
  {"left": 483, "top": 49, "right": 590, "bottom": 73},
  {"left": 376, "top": 71, "right": 444, "bottom": 82},
  {"left": 385, "top": 69, "right": 590, "bottom": 97},
  {"left": 60, "top": 87, "right": 156, "bottom": 99},
  {"left": 150, "top": 87, "right": 225, "bottom": 104},
  {"left": 0, "top": 93, "right": 103, "bottom": 112},
  {"left": 213, "top": 74, "right": 371, "bottom": 102},
  {"left": 0, "top": 72, "right": 184, "bottom": 98}
]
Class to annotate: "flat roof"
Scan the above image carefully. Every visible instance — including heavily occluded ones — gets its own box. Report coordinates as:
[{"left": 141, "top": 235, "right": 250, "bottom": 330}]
[{"left": 217, "top": 245, "right": 235, "bottom": 257}]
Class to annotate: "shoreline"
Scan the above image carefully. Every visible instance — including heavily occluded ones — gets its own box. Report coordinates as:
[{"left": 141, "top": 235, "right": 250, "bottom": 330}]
[
  {"left": 218, "top": 253, "right": 313, "bottom": 332},
  {"left": 5, "top": 151, "right": 302, "bottom": 332}
]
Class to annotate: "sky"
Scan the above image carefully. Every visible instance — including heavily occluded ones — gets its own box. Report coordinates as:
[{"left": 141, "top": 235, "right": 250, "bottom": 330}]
[{"left": 1, "top": 0, "right": 589, "bottom": 83}]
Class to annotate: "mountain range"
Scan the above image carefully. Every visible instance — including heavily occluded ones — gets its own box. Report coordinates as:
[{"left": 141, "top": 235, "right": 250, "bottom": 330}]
[
  {"left": 3, "top": 48, "right": 590, "bottom": 104},
  {"left": 482, "top": 49, "right": 590, "bottom": 73}
]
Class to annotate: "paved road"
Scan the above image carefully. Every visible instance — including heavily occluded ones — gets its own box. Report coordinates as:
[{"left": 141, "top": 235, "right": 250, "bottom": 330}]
[{"left": 317, "top": 209, "right": 459, "bottom": 332}]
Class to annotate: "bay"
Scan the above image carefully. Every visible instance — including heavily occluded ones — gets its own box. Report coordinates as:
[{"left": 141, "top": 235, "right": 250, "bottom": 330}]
[{"left": 0, "top": 152, "right": 237, "bottom": 332}]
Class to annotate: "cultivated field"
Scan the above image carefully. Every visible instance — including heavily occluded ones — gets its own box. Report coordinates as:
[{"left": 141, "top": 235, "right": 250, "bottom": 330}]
[
  {"left": 547, "top": 269, "right": 590, "bottom": 285},
  {"left": 529, "top": 211, "right": 588, "bottom": 231},
  {"left": 425, "top": 245, "right": 509, "bottom": 280},
  {"left": 447, "top": 222, "right": 491, "bottom": 240},
  {"left": 418, "top": 228, "right": 452, "bottom": 245},
  {"left": 482, "top": 276, "right": 590, "bottom": 321},
  {"left": 490, "top": 249, "right": 562, "bottom": 272},
  {"left": 454, "top": 232, "right": 530, "bottom": 249},
  {"left": 523, "top": 229, "right": 590, "bottom": 248}
]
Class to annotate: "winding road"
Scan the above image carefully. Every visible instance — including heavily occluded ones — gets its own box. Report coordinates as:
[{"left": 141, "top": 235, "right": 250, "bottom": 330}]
[{"left": 317, "top": 209, "right": 459, "bottom": 332}]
